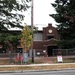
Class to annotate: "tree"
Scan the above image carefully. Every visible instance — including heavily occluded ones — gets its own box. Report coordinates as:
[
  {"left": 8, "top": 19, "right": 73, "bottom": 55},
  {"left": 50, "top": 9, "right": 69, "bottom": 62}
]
[
  {"left": 50, "top": 0, "right": 75, "bottom": 49},
  {"left": 0, "top": 0, "right": 31, "bottom": 53},
  {"left": 0, "top": 0, "right": 31, "bottom": 31},
  {"left": 21, "top": 25, "right": 32, "bottom": 53},
  {"left": 0, "top": 32, "right": 21, "bottom": 52},
  {"left": 21, "top": 25, "right": 32, "bottom": 63}
]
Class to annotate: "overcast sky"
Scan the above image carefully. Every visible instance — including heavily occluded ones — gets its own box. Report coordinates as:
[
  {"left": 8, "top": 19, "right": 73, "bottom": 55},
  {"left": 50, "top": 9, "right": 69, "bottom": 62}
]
[{"left": 24, "top": 0, "right": 56, "bottom": 30}]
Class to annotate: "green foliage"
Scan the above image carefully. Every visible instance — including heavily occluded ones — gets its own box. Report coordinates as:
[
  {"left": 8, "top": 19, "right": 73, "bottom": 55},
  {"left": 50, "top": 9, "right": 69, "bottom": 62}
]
[
  {"left": 0, "top": 32, "right": 21, "bottom": 50},
  {"left": 21, "top": 25, "right": 32, "bottom": 53},
  {"left": 0, "top": 0, "right": 31, "bottom": 31},
  {"left": 50, "top": 0, "right": 75, "bottom": 49}
]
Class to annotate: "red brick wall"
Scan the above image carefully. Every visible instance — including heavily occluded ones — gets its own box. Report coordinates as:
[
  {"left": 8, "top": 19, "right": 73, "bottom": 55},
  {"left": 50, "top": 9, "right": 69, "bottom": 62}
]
[{"left": 33, "top": 41, "right": 43, "bottom": 49}]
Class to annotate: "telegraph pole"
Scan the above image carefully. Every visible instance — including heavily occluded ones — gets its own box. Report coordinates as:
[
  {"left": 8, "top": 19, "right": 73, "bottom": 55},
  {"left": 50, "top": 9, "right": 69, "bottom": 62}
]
[{"left": 31, "top": 0, "right": 34, "bottom": 63}]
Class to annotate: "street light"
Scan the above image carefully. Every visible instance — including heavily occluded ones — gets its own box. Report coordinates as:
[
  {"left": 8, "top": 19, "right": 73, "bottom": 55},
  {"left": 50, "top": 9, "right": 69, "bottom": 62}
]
[{"left": 31, "top": 0, "right": 34, "bottom": 63}]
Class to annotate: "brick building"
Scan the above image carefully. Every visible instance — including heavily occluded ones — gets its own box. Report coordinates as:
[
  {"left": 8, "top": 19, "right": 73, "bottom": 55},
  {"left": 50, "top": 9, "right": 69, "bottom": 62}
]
[
  {"left": 33, "top": 23, "right": 59, "bottom": 56},
  {"left": 0, "top": 23, "right": 59, "bottom": 57}
]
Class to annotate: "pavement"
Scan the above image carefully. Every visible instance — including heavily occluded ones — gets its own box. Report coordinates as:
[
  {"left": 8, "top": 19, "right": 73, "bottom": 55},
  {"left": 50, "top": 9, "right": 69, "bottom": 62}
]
[{"left": 0, "top": 63, "right": 75, "bottom": 67}]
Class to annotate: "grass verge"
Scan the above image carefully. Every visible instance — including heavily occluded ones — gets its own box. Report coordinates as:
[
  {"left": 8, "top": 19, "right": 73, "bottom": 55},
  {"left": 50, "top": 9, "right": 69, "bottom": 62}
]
[{"left": 0, "top": 64, "right": 75, "bottom": 71}]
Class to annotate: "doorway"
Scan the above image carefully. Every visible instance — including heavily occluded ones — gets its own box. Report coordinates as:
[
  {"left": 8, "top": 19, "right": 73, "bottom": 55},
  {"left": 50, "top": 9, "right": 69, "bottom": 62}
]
[{"left": 47, "top": 46, "right": 58, "bottom": 56}]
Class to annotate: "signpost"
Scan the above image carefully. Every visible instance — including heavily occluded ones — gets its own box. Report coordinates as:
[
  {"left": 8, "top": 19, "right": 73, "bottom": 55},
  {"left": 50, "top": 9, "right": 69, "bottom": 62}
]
[{"left": 57, "top": 55, "right": 63, "bottom": 63}]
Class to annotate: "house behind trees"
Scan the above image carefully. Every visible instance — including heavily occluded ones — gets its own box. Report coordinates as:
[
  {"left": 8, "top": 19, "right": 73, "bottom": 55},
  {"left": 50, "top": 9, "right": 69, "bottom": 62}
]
[{"left": 0, "top": 23, "right": 59, "bottom": 57}]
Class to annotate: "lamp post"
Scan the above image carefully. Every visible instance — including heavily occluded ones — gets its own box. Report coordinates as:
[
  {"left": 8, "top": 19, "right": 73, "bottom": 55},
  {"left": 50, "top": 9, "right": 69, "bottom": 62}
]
[{"left": 31, "top": 0, "right": 34, "bottom": 63}]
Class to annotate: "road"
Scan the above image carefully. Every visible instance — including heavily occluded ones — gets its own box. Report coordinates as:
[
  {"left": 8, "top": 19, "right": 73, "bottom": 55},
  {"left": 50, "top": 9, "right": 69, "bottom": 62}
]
[{"left": 0, "top": 69, "right": 75, "bottom": 75}]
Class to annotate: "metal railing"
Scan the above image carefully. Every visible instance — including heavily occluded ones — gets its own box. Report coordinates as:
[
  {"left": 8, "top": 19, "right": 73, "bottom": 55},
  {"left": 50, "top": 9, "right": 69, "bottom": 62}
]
[{"left": 53, "top": 49, "right": 75, "bottom": 56}]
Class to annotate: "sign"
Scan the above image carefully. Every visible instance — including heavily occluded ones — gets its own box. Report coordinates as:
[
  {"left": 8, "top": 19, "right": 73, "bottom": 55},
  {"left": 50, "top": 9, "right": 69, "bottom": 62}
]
[
  {"left": 15, "top": 54, "right": 19, "bottom": 61},
  {"left": 57, "top": 55, "right": 63, "bottom": 62},
  {"left": 20, "top": 54, "right": 23, "bottom": 61}
]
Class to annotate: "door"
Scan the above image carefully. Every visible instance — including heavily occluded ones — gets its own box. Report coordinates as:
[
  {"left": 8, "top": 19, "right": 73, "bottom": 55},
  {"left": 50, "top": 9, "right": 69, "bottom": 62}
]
[{"left": 47, "top": 46, "right": 58, "bottom": 56}]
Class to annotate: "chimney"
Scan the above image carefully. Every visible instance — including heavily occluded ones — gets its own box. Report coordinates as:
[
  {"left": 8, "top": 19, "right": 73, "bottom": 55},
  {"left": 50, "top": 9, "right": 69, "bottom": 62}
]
[{"left": 48, "top": 23, "right": 52, "bottom": 27}]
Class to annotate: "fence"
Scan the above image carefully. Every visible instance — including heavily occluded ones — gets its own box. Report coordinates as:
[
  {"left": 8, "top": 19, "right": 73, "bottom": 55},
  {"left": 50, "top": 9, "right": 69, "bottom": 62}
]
[{"left": 53, "top": 49, "right": 75, "bottom": 56}]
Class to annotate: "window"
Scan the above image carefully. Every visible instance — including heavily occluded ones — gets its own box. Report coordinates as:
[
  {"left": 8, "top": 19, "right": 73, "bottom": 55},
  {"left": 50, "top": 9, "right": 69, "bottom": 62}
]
[
  {"left": 47, "top": 35, "right": 54, "bottom": 40},
  {"left": 16, "top": 48, "right": 23, "bottom": 53},
  {"left": 33, "top": 33, "right": 43, "bottom": 41}
]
